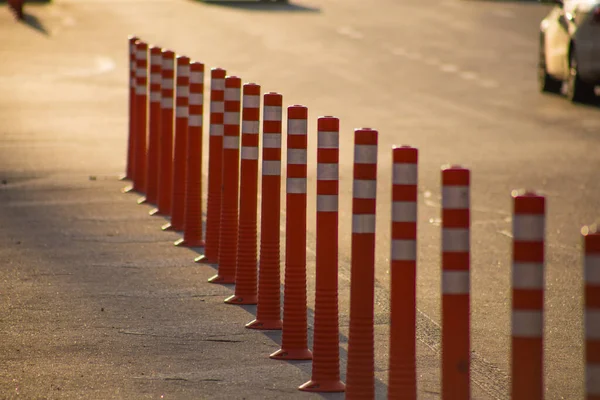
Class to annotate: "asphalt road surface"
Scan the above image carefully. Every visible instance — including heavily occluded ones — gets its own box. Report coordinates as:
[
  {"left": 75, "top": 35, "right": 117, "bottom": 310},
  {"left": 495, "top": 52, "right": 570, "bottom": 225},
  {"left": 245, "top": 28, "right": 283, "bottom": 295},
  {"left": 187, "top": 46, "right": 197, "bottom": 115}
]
[{"left": 1, "top": 0, "right": 599, "bottom": 398}]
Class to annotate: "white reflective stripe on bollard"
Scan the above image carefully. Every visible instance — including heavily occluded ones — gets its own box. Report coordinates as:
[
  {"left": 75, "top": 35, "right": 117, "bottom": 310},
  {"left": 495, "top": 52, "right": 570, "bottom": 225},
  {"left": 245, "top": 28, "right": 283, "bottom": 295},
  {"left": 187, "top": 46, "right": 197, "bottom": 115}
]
[
  {"left": 391, "top": 239, "right": 417, "bottom": 261},
  {"left": 512, "top": 262, "right": 544, "bottom": 289},
  {"left": 354, "top": 144, "right": 377, "bottom": 164},
  {"left": 442, "top": 228, "right": 470, "bottom": 252},
  {"left": 353, "top": 180, "right": 376, "bottom": 199},
  {"left": 263, "top": 106, "right": 282, "bottom": 121},
  {"left": 317, "top": 195, "right": 338, "bottom": 212},
  {"left": 242, "top": 121, "right": 259, "bottom": 134},
  {"left": 262, "top": 160, "right": 281, "bottom": 176},
  {"left": 317, "top": 163, "right": 338, "bottom": 180},
  {"left": 241, "top": 147, "right": 259, "bottom": 160},
  {"left": 392, "top": 201, "right": 417, "bottom": 222},
  {"left": 512, "top": 310, "right": 543, "bottom": 337},
  {"left": 288, "top": 119, "right": 307, "bottom": 135},
  {"left": 352, "top": 214, "right": 376, "bottom": 234},
  {"left": 317, "top": 131, "right": 339, "bottom": 149},
  {"left": 223, "top": 136, "right": 239, "bottom": 149},
  {"left": 287, "top": 178, "right": 307, "bottom": 194},
  {"left": 442, "top": 270, "right": 470, "bottom": 294},
  {"left": 442, "top": 186, "right": 470, "bottom": 209},
  {"left": 263, "top": 133, "right": 281, "bottom": 148},
  {"left": 513, "top": 215, "right": 545, "bottom": 241}
]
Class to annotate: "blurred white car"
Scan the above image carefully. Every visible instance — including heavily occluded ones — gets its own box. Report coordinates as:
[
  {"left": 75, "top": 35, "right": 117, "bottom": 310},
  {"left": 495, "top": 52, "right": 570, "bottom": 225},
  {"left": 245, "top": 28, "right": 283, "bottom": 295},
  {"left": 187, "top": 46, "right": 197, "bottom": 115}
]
[{"left": 538, "top": 0, "right": 600, "bottom": 102}]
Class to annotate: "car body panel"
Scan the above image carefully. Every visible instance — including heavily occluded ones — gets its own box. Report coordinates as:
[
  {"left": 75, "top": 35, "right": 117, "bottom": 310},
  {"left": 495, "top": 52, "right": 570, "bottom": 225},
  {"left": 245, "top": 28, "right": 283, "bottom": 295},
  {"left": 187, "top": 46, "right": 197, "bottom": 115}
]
[{"left": 540, "top": 0, "right": 600, "bottom": 84}]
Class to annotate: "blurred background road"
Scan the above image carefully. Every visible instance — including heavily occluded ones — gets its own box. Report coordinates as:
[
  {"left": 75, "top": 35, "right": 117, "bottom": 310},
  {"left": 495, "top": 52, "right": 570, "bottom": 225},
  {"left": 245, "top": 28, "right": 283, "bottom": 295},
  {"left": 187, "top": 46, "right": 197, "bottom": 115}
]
[{"left": 1, "top": 0, "right": 599, "bottom": 398}]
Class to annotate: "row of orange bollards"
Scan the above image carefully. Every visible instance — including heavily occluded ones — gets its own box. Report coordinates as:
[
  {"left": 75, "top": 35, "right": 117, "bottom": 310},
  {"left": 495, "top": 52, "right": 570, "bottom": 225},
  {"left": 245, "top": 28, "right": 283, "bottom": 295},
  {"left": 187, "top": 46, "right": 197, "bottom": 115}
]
[{"left": 122, "top": 35, "right": 600, "bottom": 399}]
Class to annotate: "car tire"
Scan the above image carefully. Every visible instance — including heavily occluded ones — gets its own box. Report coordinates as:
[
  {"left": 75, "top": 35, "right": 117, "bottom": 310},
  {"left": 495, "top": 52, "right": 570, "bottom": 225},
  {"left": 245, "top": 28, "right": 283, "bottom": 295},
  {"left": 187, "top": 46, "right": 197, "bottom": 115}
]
[
  {"left": 566, "top": 47, "right": 596, "bottom": 104},
  {"left": 538, "top": 35, "right": 562, "bottom": 94}
]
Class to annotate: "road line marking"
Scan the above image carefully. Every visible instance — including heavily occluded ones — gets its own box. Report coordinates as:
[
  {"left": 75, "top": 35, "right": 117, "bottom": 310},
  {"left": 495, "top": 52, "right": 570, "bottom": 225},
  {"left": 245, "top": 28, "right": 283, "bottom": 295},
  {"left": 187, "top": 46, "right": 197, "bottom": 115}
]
[{"left": 440, "top": 64, "right": 458, "bottom": 73}]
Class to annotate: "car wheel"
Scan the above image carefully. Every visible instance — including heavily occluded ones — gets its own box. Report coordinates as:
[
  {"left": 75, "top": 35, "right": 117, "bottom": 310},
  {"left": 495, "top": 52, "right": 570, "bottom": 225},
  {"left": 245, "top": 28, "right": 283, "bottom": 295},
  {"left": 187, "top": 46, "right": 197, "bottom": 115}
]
[
  {"left": 538, "top": 35, "right": 562, "bottom": 94},
  {"left": 566, "top": 48, "right": 596, "bottom": 103}
]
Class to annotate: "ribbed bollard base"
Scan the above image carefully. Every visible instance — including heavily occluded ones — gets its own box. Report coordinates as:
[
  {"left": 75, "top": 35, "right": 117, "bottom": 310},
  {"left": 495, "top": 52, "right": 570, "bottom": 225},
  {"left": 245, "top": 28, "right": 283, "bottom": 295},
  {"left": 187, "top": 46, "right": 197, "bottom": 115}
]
[
  {"left": 224, "top": 294, "right": 257, "bottom": 305},
  {"left": 298, "top": 380, "right": 345, "bottom": 393},
  {"left": 245, "top": 319, "right": 282, "bottom": 330},
  {"left": 270, "top": 348, "right": 312, "bottom": 360},
  {"left": 208, "top": 274, "right": 235, "bottom": 284},
  {"left": 174, "top": 238, "right": 205, "bottom": 248}
]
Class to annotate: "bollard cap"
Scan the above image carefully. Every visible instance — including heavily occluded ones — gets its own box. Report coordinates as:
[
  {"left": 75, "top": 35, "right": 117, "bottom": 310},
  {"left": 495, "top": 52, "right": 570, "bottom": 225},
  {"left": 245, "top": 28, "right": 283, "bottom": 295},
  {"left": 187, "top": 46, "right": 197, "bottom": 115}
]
[
  {"left": 583, "top": 223, "right": 600, "bottom": 253},
  {"left": 442, "top": 165, "right": 469, "bottom": 186},
  {"left": 190, "top": 62, "right": 205, "bottom": 72},
  {"left": 288, "top": 105, "right": 308, "bottom": 119},
  {"left": 512, "top": 189, "right": 545, "bottom": 215},
  {"left": 317, "top": 116, "right": 339, "bottom": 132},
  {"left": 354, "top": 128, "right": 378, "bottom": 145},
  {"left": 225, "top": 76, "right": 242, "bottom": 87},
  {"left": 393, "top": 145, "right": 418, "bottom": 164},
  {"left": 264, "top": 92, "right": 283, "bottom": 106}
]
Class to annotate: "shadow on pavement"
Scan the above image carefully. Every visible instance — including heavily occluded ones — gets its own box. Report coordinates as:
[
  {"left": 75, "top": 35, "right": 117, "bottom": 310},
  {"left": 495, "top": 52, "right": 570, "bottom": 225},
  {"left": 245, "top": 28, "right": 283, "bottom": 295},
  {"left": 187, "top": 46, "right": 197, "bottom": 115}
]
[
  {"left": 197, "top": 0, "right": 320, "bottom": 13},
  {"left": 20, "top": 11, "right": 50, "bottom": 35}
]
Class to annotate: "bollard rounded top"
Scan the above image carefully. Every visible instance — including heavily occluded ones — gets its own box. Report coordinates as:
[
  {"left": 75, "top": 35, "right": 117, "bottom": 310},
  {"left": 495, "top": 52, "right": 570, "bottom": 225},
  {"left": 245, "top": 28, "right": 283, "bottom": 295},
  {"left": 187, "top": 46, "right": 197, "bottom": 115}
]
[
  {"left": 392, "top": 145, "right": 418, "bottom": 164},
  {"left": 211, "top": 68, "right": 226, "bottom": 78},
  {"left": 441, "top": 165, "right": 470, "bottom": 186},
  {"left": 582, "top": 223, "right": 600, "bottom": 253},
  {"left": 225, "top": 76, "right": 242, "bottom": 87},
  {"left": 317, "top": 116, "right": 339, "bottom": 132},
  {"left": 354, "top": 128, "right": 378, "bottom": 145},
  {"left": 190, "top": 62, "right": 205, "bottom": 72},
  {"left": 288, "top": 105, "right": 308, "bottom": 119},
  {"left": 264, "top": 92, "right": 283, "bottom": 106},
  {"left": 161, "top": 49, "right": 175, "bottom": 58},
  {"left": 512, "top": 189, "right": 545, "bottom": 215}
]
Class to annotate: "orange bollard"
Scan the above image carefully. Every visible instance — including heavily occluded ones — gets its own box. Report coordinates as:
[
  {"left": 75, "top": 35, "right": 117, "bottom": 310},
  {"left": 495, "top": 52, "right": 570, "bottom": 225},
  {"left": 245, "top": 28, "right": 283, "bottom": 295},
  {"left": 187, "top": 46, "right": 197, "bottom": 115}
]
[
  {"left": 271, "top": 105, "right": 312, "bottom": 360},
  {"left": 139, "top": 45, "right": 162, "bottom": 205},
  {"left": 299, "top": 116, "right": 345, "bottom": 393},
  {"left": 162, "top": 56, "right": 190, "bottom": 232},
  {"left": 346, "top": 128, "right": 378, "bottom": 399},
  {"left": 441, "top": 165, "right": 471, "bottom": 400},
  {"left": 132, "top": 41, "right": 149, "bottom": 195},
  {"left": 583, "top": 223, "right": 600, "bottom": 400},
  {"left": 246, "top": 92, "right": 284, "bottom": 330},
  {"left": 122, "top": 35, "right": 139, "bottom": 186},
  {"left": 225, "top": 83, "right": 261, "bottom": 304},
  {"left": 195, "top": 68, "right": 226, "bottom": 264},
  {"left": 175, "top": 61, "right": 205, "bottom": 248},
  {"left": 8, "top": 0, "right": 24, "bottom": 20},
  {"left": 388, "top": 146, "right": 418, "bottom": 400},
  {"left": 208, "top": 76, "right": 241, "bottom": 284},
  {"left": 511, "top": 190, "right": 545, "bottom": 400},
  {"left": 150, "top": 50, "right": 175, "bottom": 217}
]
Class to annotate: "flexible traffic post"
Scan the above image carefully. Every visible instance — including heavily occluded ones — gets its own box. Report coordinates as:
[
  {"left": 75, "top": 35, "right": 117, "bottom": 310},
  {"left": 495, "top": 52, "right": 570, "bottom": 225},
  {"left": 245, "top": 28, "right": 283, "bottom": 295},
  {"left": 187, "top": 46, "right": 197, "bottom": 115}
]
[
  {"left": 225, "top": 83, "right": 261, "bottom": 304},
  {"left": 150, "top": 49, "right": 175, "bottom": 217},
  {"left": 299, "top": 116, "right": 345, "bottom": 393},
  {"left": 195, "top": 68, "right": 226, "bottom": 264},
  {"left": 175, "top": 61, "right": 205, "bottom": 247},
  {"left": 209, "top": 76, "right": 241, "bottom": 284},
  {"left": 247, "top": 92, "right": 283, "bottom": 330},
  {"left": 122, "top": 35, "right": 139, "bottom": 186},
  {"left": 271, "top": 105, "right": 312, "bottom": 360},
  {"left": 346, "top": 128, "right": 378, "bottom": 399},
  {"left": 132, "top": 41, "right": 148, "bottom": 194},
  {"left": 441, "top": 165, "right": 470, "bottom": 400},
  {"left": 511, "top": 190, "right": 545, "bottom": 400},
  {"left": 388, "top": 146, "right": 418, "bottom": 400},
  {"left": 584, "top": 223, "right": 600, "bottom": 400},
  {"left": 163, "top": 56, "right": 190, "bottom": 232},
  {"left": 139, "top": 45, "right": 162, "bottom": 205}
]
